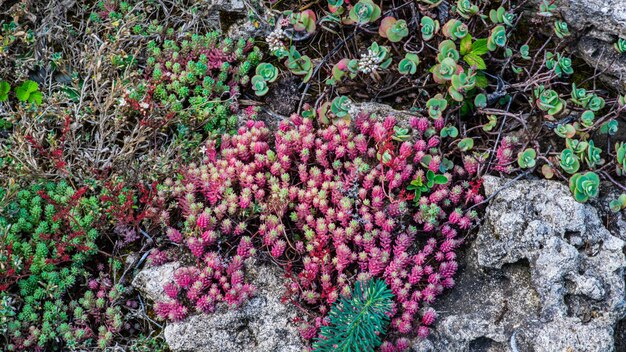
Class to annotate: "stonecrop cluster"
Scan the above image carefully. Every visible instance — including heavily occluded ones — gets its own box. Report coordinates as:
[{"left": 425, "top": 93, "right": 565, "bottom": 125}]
[
  {"left": 153, "top": 108, "right": 481, "bottom": 348},
  {"left": 125, "top": 30, "right": 263, "bottom": 133},
  {"left": 0, "top": 182, "right": 122, "bottom": 350}
]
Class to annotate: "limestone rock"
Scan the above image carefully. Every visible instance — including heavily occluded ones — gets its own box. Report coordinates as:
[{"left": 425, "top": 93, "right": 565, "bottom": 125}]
[
  {"left": 412, "top": 176, "right": 626, "bottom": 352},
  {"left": 133, "top": 261, "right": 304, "bottom": 352}
]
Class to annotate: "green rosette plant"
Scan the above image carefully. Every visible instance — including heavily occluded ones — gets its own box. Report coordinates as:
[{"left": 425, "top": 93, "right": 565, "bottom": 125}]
[
  {"left": 348, "top": 0, "right": 381, "bottom": 24},
  {"left": 569, "top": 171, "right": 600, "bottom": 202}
]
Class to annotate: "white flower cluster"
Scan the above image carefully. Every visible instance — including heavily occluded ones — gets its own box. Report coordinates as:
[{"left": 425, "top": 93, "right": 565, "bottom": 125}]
[
  {"left": 357, "top": 48, "right": 381, "bottom": 74},
  {"left": 266, "top": 27, "right": 287, "bottom": 53}
]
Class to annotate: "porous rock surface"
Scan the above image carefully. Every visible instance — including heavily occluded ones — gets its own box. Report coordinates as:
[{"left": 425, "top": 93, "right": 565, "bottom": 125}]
[
  {"left": 133, "top": 261, "right": 304, "bottom": 352},
  {"left": 412, "top": 176, "right": 626, "bottom": 352},
  {"left": 528, "top": 0, "right": 626, "bottom": 92}
]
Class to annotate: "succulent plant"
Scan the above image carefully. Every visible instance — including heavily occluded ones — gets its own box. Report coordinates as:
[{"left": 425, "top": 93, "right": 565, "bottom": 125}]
[
  {"left": 290, "top": 10, "right": 317, "bottom": 34},
  {"left": 559, "top": 148, "right": 580, "bottom": 174},
  {"left": 579, "top": 110, "right": 595, "bottom": 128},
  {"left": 398, "top": 53, "right": 420, "bottom": 74},
  {"left": 421, "top": 16, "right": 440, "bottom": 41},
  {"left": 458, "top": 137, "right": 474, "bottom": 151},
  {"left": 587, "top": 94, "right": 605, "bottom": 112},
  {"left": 535, "top": 86, "right": 565, "bottom": 116},
  {"left": 251, "top": 75, "right": 269, "bottom": 96},
  {"left": 519, "top": 44, "right": 531, "bottom": 59},
  {"left": 418, "top": 0, "right": 444, "bottom": 8},
  {"left": 546, "top": 52, "right": 573, "bottom": 77},
  {"left": 489, "top": 6, "right": 515, "bottom": 26},
  {"left": 433, "top": 57, "right": 460, "bottom": 83},
  {"left": 456, "top": 0, "right": 479, "bottom": 19},
  {"left": 442, "top": 19, "right": 468, "bottom": 40},
  {"left": 554, "top": 124, "right": 576, "bottom": 138},
  {"left": 569, "top": 171, "right": 600, "bottom": 202},
  {"left": 570, "top": 83, "right": 592, "bottom": 107},
  {"left": 284, "top": 46, "right": 313, "bottom": 82},
  {"left": 585, "top": 140, "right": 603, "bottom": 168},
  {"left": 517, "top": 148, "right": 537, "bottom": 168},
  {"left": 487, "top": 25, "right": 507, "bottom": 51},
  {"left": 379, "top": 17, "right": 409, "bottom": 42},
  {"left": 553, "top": 20, "right": 570, "bottom": 38},
  {"left": 426, "top": 94, "right": 448, "bottom": 119},
  {"left": 255, "top": 62, "right": 279, "bottom": 83},
  {"left": 600, "top": 120, "right": 619, "bottom": 135},
  {"left": 449, "top": 69, "right": 476, "bottom": 101},
  {"left": 331, "top": 95, "right": 352, "bottom": 118},
  {"left": 609, "top": 194, "right": 626, "bottom": 213},
  {"left": 616, "top": 142, "right": 626, "bottom": 176},
  {"left": 348, "top": 0, "right": 381, "bottom": 24}
]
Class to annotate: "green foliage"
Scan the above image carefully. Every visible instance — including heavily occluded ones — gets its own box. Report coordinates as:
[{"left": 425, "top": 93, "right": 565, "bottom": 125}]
[
  {"left": 348, "top": 0, "right": 381, "bottom": 24},
  {"left": 421, "top": 16, "right": 439, "bottom": 41},
  {"left": 331, "top": 95, "right": 351, "bottom": 118},
  {"left": 534, "top": 85, "right": 565, "bottom": 116},
  {"left": 609, "top": 194, "right": 626, "bottom": 213},
  {"left": 15, "top": 80, "right": 42, "bottom": 105},
  {"left": 407, "top": 170, "right": 449, "bottom": 201},
  {"left": 554, "top": 20, "right": 570, "bottom": 38},
  {"left": 313, "top": 279, "right": 394, "bottom": 351},
  {"left": 559, "top": 149, "right": 580, "bottom": 174},
  {"left": 398, "top": 53, "right": 420, "bottom": 74},
  {"left": 517, "top": 148, "right": 536, "bottom": 168},
  {"left": 0, "top": 81, "right": 10, "bottom": 101},
  {"left": 569, "top": 171, "right": 600, "bottom": 202}
]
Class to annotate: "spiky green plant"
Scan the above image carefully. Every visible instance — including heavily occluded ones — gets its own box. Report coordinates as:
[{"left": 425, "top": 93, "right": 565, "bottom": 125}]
[{"left": 313, "top": 279, "right": 394, "bottom": 352}]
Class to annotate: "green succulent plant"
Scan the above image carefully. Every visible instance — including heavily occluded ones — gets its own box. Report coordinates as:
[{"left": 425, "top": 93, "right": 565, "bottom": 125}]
[
  {"left": 449, "top": 69, "right": 476, "bottom": 101},
  {"left": 570, "top": 83, "right": 592, "bottom": 107},
  {"left": 616, "top": 142, "right": 626, "bottom": 176},
  {"left": 379, "top": 17, "right": 408, "bottom": 42},
  {"left": 519, "top": 44, "right": 531, "bottom": 59},
  {"left": 421, "top": 16, "right": 440, "bottom": 41},
  {"left": 554, "top": 124, "right": 576, "bottom": 138},
  {"left": 585, "top": 140, "right": 603, "bottom": 168},
  {"left": 313, "top": 279, "right": 394, "bottom": 352},
  {"left": 426, "top": 94, "right": 448, "bottom": 119},
  {"left": 517, "top": 148, "right": 537, "bottom": 168},
  {"left": 535, "top": 86, "right": 565, "bottom": 116},
  {"left": 474, "top": 93, "right": 487, "bottom": 108},
  {"left": 442, "top": 19, "right": 468, "bottom": 40},
  {"left": 437, "top": 40, "right": 460, "bottom": 62},
  {"left": 610, "top": 194, "right": 626, "bottom": 213},
  {"left": 559, "top": 149, "right": 580, "bottom": 174},
  {"left": 456, "top": 0, "right": 479, "bottom": 19},
  {"left": 398, "top": 53, "right": 420, "bottom": 74},
  {"left": 587, "top": 94, "right": 605, "bottom": 112},
  {"left": 251, "top": 75, "right": 269, "bottom": 96},
  {"left": 546, "top": 52, "right": 573, "bottom": 77},
  {"left": 487, "top": 25, "right": 507, "bottom": 51},
  {"left": 331, "top": 95, "right": 351, "bottom": 118},
  {"left": 579, "top": 110, "right": 595, "bottom": 128},
  {"left": 553, "top": 20, "right": 570, "bottom": 38},
  {"left": 489, "top": 6, "right": 515, "bottom": 26},
  {"left": 285, "top": 47, "right": 313, "bottom": 82},
  {"left": 458, "top": 137, "right": 474, "bottom": 151},
  {"left": 433, "top": 57, "right": 459, "bottom": 83},
  {"left": 600, "top": 120, "right": 618, "bottom": 135},
  {"left": 539, "top": 0, "right": 557, "bottom": 16},
  {"left": 566, "top": 138, "right": 588, "bottom": 154},
  {"left": 348, "top": 0, "right": 381, "bottom": 24},
  {"left": 569, "top": 171, "right": 600, "bottom": 202},
  {"left": 290, "top": 10, "right": 317, "bottom": 34},
  {"left": 440, "top": 125, "right": 459, "bottom": 138},
  {"left": 256, "top": 63, "right": 279, "bottom": 83}
]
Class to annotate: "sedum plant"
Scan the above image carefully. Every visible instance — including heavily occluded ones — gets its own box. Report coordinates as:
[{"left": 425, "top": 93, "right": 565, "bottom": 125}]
[{"left": 313, "top": 279, "right": 394, "bottom": 351}]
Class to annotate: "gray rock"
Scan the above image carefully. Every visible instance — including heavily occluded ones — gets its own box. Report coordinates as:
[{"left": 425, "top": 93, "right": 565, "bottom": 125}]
[
  {"left": 133, "top": 260, "right": 304, "bottom": 352},
  {"left": 413, "top": 176, "right": 626, "bottom": 352},
  {"left": 132, "top": 261, "right": 180, "bottom": 303},
  {"left": 528, "top": 0, "right": 626, "bottom": 92}
]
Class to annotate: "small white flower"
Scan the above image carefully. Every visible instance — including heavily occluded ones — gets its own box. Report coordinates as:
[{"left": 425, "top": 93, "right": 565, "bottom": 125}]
[
  {"left": 119, "top": 99, "right": 127, "bottom": 107},
  {"left": 140, "top": 102, "right": 150, "bottom": 109}
]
